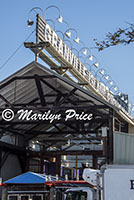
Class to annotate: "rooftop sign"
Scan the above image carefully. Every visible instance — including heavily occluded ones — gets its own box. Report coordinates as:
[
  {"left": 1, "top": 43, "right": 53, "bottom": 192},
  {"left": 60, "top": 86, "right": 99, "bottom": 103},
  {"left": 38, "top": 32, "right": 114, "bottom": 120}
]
[{"left": 36, "top": 14, "right": 130, "bottom": 118}]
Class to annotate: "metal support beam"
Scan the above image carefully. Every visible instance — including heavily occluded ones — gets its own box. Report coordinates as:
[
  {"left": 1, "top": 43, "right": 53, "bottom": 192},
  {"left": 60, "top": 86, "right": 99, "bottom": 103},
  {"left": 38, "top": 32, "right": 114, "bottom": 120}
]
[
  {"left": 0, "top": 148, "right": 2, "bottom": 176},
  {"left": 34, "top": 75, "right": 46, "bottom": 106},
  {"left": 0, "top": 152, "right": 10, "bottom": 169},
  {"left": 56, "top": 155, "right": 61, "bottom": 176},
  {"left": 0, "top": 141, "right": 25, "bottom": 154},
  {"left": 108, "top": 108, "right": 114, "bottom": 163},
  {"left": 56, "top": 88, "right": 77, "bottom": 106},
  {"left": 93, "top": 155, "right": 98, "bottom": 169},
  {"left": 29, "top": 150, "right": 103, "bottom": 156}
]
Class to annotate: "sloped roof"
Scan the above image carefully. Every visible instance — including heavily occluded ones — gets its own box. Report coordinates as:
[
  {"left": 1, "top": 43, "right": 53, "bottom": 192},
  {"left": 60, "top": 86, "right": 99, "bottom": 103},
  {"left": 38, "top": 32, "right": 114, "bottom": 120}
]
[
  {"left": 0, "top": 61, "right": 128, "bottom": 155},
  {"left": 0, "top": 61, "right": 117, "bottom": 109}
]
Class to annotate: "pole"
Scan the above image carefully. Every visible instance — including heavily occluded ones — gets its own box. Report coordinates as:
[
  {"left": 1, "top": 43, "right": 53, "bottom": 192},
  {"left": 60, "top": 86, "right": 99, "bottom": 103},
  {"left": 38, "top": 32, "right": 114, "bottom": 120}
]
[
  {"left": 76, "top": 155, "right": 78, "bottom": 180},
  {"left": 108, "top": 109, "right": 114, "bottom": 163},
  {"left": 35, "top": 14, "right": 39, "bottom": 62}
]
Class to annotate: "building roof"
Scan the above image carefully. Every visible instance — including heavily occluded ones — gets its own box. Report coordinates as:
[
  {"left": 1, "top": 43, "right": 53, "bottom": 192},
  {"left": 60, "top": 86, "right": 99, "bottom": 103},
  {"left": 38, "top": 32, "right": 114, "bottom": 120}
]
[
  {"left": 0, "top": 61, "right": 117, "bottom": 110},
  {"left": 0, "top": 61, "right": 131, "bottom": 157}
]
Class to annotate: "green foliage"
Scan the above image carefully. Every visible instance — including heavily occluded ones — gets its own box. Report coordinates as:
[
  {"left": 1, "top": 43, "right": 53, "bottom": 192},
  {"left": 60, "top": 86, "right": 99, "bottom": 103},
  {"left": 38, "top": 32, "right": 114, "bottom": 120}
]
[{"left": 94, "top": 23, "right": 134, "bottom": 51}]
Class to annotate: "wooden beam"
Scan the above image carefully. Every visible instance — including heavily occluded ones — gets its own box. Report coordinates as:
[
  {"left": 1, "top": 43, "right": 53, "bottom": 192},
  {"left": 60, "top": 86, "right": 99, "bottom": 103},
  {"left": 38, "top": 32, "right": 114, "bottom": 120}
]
[
  {"left": 29, "top": 150, "right": 103, "bottom": 156},
  {"left": 0, "top": 141, "right": 26, "bottom": 154},
  {"left": 34, "top": 74, "right": 46, "bottom": 106},
  {"left": 40, "top": 136, "right": 102, "bottom": 141}
]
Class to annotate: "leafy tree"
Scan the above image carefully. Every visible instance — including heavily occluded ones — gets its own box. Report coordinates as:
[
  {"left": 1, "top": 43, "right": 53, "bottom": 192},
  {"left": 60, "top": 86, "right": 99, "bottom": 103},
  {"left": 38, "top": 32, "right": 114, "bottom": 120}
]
[{"left": 94, "top": 23, "right": 134, "bottom": 51}]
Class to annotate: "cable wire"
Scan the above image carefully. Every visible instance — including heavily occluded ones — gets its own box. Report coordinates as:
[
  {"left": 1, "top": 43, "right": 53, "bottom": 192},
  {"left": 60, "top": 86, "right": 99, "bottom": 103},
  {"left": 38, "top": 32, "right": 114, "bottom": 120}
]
[{"left": 0, "top": 29, "right": 36, "bottom": 71}]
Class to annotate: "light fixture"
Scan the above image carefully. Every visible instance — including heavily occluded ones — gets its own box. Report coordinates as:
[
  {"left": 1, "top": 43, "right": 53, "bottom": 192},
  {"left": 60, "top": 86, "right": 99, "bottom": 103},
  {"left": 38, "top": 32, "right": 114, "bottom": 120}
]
[
  {"left": 79, "top": 41, "right": 87, "bottom": 55},
  {"left": 124, "top": 99, "right": 128, "bottom": 104},
  {"left": 85, "top": 162, "right": 89, "bottom": 167},
  {"left": 63, "top": 155, "right": 67, "bottom": 160},
  {"left": 87, "top": 55, "right": 99, "bottom": 68},
  {"left": 82, "top": 49, "right": 87, "bottom": 55},
  {"left": 65, "top": 31, "right": 71, "bottom": 38},
  {"left": 52, "top": 157, "right": 56, "bottom": 162},
  {"left": 64, "top": 28, "right": 79, "bottom": 44},
  {"left": 57, "top": 15, "right": 63, "bottom": 23},
  {"left": 94, "top": 61, "right": 99, "bottom": 68},
  {"left": 94, "top": 68, "right": 106, "bottom": 79},
  {"left": 105, "top": 75, "right": 109, "bottom": 80},
  {"left": 118, "top": 91, "right": 121, "bottom": 96},
  {"left": 109, "top": 80, "right": 113, "bottom": 85},
  {"left": 121, "top": 96, "right": 124, "bottom": 101},
  {"left": 89, "top": 55, "right": 93, "bottom": 61},
  {"left": 128, "top": 103, "right": 131, "bottom": 107},
  {"left": 27, "top": 19, "right": 34, "bottom": 27},
  {"left": 100, "top": 69, "right": 105, "bottom": 75},
  {"left": 44, "top": 5, "right": 63, "bottom": 23},
  {"left": 66, "top": 163, "right": 70, "bottom": 167},
  {"left": 27, "top": 7, "right": 43, "bottom": 27},
  {"left": 132, "top": 106, "right": 134, "bottom": 111},
  {"left": 79, "top": 46, "right": 91, "bottom": 57},
  {"left": 114, "top": 86, "right": 117, "bottom": 91},
  {"left": 74, "top": 37, "right": 79, "bottom": 44}
]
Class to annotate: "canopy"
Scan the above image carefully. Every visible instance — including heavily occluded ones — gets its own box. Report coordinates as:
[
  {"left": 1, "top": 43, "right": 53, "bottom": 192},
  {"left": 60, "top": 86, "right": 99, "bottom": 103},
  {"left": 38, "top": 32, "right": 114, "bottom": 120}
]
[{"left": 4, "top": 171, "right": 58, "bottom": 184}]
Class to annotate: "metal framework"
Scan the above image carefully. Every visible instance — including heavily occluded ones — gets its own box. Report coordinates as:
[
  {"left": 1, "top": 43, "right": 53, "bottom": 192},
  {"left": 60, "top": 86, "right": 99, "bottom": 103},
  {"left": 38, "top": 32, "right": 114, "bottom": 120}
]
[{"left": 0, "top": 62, "right": 128, "bottom": 176}]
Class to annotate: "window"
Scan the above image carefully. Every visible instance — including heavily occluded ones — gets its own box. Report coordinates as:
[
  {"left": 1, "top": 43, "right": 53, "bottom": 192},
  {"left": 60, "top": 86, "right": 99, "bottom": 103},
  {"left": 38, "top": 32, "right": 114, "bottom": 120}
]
[
  {"left": 66, "top": 191, "right": 87, "bottom": 200},
  {"left": 8, "top": 195, "right": 18, "bottom": 200},
  {"left": 21, "top": 196, "right": 29, "bottom": 200}
]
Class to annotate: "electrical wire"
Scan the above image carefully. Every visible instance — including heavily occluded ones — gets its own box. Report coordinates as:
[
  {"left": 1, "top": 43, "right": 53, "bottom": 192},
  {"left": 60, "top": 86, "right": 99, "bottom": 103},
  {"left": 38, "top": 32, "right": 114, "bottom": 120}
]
[{"left": 0, "top": 29, "right": 36, "bottom": 71}]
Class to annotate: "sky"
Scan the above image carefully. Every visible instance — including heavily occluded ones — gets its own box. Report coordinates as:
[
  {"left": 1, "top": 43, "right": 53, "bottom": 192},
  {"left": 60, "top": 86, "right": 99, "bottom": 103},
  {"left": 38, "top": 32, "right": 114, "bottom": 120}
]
[{"left": 0, "top": 0, "right": 134, "bottom": 105}]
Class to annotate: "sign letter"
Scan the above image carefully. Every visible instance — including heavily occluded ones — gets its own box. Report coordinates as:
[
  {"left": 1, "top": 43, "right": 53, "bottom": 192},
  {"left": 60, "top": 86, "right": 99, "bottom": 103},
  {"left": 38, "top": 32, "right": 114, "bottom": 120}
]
[{"left": 130, "top": 180, "right": 134, "bottom": 189}]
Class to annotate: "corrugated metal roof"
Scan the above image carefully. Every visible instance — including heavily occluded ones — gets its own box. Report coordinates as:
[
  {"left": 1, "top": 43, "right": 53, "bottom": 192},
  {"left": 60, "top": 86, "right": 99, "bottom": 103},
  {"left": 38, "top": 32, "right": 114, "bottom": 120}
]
[
  {"left": 0, "top": 61, "right": 130, "bottom": 153},
  {"left": 0, "top": 61, "right": 118, "bottom": 110}
]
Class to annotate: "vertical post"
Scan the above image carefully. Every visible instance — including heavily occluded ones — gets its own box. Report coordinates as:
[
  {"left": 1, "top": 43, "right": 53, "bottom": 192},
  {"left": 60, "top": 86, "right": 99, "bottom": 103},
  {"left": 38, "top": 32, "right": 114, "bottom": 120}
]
[
  {"left": 26, "top": 153, "right": 30, "bottom": 171},
  {"left": 96, "top": 173, "right": 100, "bottom": 200},
  {"left": 56, "top": 156, "right": 61, "bottom": 176},
  {"left": 93, "top": 155, "right": 98, "bottom": 169},
  {"left": 102, "top": 127, "right": 108, "bottom": 158},
  {"left": 35, "top": 14, "right": 39, "bottom": 62},
  {"left": 40, "top": 156, "right": 44, "bottom": 174},
  {"left": 108, "top": 109, "right": 114, "bottom": 163},
  {"left": 0, "top": 148, "right": 2, "bottom": 177},
  {"left": 76, "top": 155, "right": 78, "bottom": 180}
]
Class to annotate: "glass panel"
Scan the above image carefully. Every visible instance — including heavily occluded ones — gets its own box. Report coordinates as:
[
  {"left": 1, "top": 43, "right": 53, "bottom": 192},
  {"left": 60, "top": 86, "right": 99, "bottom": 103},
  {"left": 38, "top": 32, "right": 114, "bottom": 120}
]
[
  {"left": 33, "top": 195, "right": 42, "bottom": 200},
  {"left": 66, "top": 191, "right": 87, "bottom": 200},
  {"left": 21, "top": 196, "right": 29, "bottom": 200},
  {"left": 9, "top": 196, "right": 18, "bottom": 200}
]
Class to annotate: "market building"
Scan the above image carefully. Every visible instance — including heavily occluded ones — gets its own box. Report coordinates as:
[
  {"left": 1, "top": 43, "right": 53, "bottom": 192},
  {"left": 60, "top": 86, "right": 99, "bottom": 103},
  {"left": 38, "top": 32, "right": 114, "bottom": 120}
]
[{"left": 0, "top": 7, "right": 134, "bottom": 183}]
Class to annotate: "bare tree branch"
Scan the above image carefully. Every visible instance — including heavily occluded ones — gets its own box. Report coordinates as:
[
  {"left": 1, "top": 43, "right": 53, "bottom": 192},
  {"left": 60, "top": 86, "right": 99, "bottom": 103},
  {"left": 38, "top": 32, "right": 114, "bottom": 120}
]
[{"left": 94, "top": 23, "right": 134, "bottom": 51}]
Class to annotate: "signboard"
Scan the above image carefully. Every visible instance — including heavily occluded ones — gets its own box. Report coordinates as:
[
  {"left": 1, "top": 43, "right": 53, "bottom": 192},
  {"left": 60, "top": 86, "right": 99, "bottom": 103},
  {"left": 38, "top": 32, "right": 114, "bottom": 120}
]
[
  {"left": 104, "top": 166, "right": 134, "bottom": 200},
  {"left": 36, "top": 14, "right": 129, "bottom": 117}
]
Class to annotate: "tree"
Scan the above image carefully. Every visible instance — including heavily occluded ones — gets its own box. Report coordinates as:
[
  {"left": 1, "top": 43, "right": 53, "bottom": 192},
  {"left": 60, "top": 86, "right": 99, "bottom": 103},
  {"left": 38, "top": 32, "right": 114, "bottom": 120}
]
[{"left": 94, "top": 23, "right": 134, "bottom": 51}]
